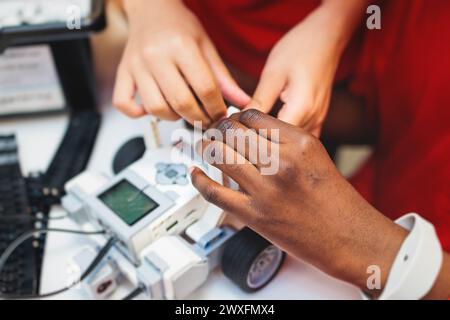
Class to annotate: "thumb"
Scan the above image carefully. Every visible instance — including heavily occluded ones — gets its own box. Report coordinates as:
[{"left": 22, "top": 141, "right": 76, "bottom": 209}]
[
  {"left": 202, "top": 39, "right": 251, "bottom": 107},
  {"left": 246, "top": 65, "right": 285, "bottom": 113},
  {"left": 311, "top": 127, "right": 322, "bottom": 138},
  {"left": 279, "top": 101, "right": 323, "bottom": 137}
]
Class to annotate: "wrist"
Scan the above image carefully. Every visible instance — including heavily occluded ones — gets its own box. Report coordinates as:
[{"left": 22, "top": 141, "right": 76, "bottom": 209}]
[
  {"left": 123, "top": 0, "right": 146, "bottom": 13},
  {"left": 330, "top": 207, "right": 408, "bottom": 298},
  {"left": 424, "top": 253, "right": 450, "bottom": 300},
  {"left": 315, "top": 0, "right": 367, "bottom": 53},
  {"left": 123, "top": 0, "right": 181, "bottom": 17}
]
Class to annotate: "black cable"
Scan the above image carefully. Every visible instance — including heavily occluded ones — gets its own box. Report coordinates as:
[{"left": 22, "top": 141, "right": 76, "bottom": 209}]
[
  {"left": 0, "top": 228, "right": 106, "bottom": 275},
  {"left": 122, "top": 285, "right": 145, "bottom": 300},
  {"left": 0, "top": 228, "right": 115, "bottom": 300}
]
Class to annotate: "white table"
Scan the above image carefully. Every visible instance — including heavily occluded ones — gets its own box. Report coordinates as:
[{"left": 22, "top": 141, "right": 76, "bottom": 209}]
[{"left": 0, "top": 104, "right": 361, "bottom": 300}]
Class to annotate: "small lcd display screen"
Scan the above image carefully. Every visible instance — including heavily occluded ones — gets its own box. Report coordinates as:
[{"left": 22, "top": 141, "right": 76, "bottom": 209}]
[{"left": 99, "top": 180, "right": 159, "bottom": 226}]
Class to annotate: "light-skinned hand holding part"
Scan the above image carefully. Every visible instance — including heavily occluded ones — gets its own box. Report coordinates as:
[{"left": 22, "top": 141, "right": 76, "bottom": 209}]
[
  {"left": 113, "top": 0, "right": 250, "bottom": 127},
  {"left": 248, "top": 0, "right": 368, "bottom": 136}
]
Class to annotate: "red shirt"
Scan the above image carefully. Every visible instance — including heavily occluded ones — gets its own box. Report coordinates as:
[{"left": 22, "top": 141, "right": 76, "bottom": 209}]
[
  {"left": 185, "top": 0, "right": 320, "bottom": 78},
  {"left": 185, "top": 0, "right": 450, "bottom": 251},
  {"left": 349, "top": 0, "right": 450, "bottom": 251}
]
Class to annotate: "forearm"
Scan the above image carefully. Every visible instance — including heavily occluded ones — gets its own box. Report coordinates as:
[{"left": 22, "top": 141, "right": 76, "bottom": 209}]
[
  {"left": 328, "top": 204, "right": 408, "bottom": 299},
  {"left": 123, "top": 0, "right": 181, "bottom": 17},
  {"left": 316, "top": 0, "right": 369, "bottom": 53}
]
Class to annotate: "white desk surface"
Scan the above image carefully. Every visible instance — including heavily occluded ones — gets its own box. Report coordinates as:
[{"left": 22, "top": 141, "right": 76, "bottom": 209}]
[{"left": 0, "top": 104, "right": 361, "bottom": 300}]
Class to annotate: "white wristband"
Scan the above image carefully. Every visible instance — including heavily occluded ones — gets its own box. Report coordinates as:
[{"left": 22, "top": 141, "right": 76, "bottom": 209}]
[{"left": 377, "top": 213, "right": 443, "bottom": 300}]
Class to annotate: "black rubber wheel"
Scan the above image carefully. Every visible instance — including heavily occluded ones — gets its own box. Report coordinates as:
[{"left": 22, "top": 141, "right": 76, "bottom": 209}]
[
  {"left": 112, "top": 137, "right": 146, "bottom": 174},
  {"left": 221, "top": 227, "right": 285, "bottom": 292}
]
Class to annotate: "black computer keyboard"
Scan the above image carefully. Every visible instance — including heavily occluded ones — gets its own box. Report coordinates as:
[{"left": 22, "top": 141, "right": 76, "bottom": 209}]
[
  {"left": 0, "top": 135, "right": 39, "bottom": 295},
  {"left": 0, "top": 112, "right": 100, "bottom": 296}
]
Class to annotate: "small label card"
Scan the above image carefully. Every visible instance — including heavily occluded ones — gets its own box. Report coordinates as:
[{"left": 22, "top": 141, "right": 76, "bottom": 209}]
[{"left": 0, "top": 45, "right": 66, "bottom": 116}]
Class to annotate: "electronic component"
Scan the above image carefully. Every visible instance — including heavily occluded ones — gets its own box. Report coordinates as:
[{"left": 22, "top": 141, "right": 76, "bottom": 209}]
[
  {"left": 70, "top": 246, "right": 120, "bottom": 299},
  {"left": 137, "top": 235, "right": 211, "bottom": 300},
  {"left": 99, "top": 179, "right": 161, "bottom": 226},
  {"left": 61, "top": 136, "right": 285, "bottom": 300},
  {"left": 63, "top": 147, "right": 211, "bottom": 262}
]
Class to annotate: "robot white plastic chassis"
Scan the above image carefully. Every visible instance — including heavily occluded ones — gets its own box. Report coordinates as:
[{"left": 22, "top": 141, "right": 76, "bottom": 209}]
[{"left": 62, "top": 145, "right": 285, "bottom": 299}]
